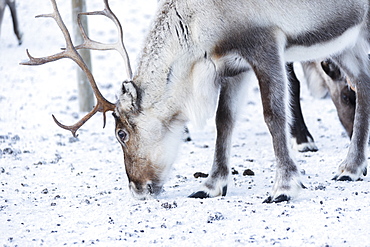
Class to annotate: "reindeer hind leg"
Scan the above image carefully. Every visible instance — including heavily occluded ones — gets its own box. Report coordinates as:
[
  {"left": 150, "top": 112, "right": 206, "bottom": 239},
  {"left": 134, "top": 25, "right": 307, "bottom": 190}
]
[
  {"left": 331, "top": 39, "right": 370, "bottom": 181},
  {"left": 288, "top": 62, "right": 318, "bottom": 152}
]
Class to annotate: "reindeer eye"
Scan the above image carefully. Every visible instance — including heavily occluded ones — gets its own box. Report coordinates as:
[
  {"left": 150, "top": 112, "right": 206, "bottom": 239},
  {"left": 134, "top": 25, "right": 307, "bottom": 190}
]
[{"left": 116, "top": 129, "right": 128, "bottom": 143}]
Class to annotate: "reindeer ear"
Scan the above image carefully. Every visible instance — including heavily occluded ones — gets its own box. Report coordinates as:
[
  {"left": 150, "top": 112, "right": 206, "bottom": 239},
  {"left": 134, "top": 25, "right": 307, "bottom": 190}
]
[{"left": 118, "top": 81, "right": 140, "bottom": 113}]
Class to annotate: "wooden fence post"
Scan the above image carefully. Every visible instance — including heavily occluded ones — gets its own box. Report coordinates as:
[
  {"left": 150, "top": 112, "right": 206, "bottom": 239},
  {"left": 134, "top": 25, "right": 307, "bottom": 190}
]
[{"left": 72, "top": 0, "right": 94, "bottom": 112}]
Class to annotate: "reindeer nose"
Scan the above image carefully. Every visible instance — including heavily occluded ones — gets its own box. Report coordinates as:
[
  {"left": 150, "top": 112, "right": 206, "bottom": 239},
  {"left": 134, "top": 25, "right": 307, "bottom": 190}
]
[
  {"left": 147, "top": 182, "right": 154, "bottom": 194},
  {"left": 129, "top": 181, "right": 159, "bottom": 200},
  {"left": 129, "top": 181, "right": 143, "bottom": 193}
]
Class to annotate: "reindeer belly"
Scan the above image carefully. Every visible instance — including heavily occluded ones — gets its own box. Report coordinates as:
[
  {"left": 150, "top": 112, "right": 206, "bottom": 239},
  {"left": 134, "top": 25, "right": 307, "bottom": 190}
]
[{"left": 284, "top": 24, "right": 363, "bottom": 62}]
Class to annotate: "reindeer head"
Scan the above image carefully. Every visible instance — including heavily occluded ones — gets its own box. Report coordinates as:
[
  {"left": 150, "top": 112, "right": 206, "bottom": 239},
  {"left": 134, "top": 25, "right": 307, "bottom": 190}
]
[
  {"left": 114, "top": 80, "right": 163, "bottom": 199},
  {"left": 112, "top": 80, "right": 185, "bottom": 199},
  {"left": 21, "top": 0, "right": 182, "bottom": 200}
]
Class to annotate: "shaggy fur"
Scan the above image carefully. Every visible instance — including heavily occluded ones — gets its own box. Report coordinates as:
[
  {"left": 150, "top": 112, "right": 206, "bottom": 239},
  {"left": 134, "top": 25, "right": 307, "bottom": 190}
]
[{"left": 113, "top": 0, "right": 370, "bottom": 202}]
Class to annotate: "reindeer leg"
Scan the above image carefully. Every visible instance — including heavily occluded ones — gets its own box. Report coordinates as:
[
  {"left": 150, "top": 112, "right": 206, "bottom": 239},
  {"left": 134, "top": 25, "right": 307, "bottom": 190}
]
[
  {"left": 6, "top": 0, "right": 22, "bottom": 45},
  {"left": 189, "top": 73, "right": 249, "bottom": 198},
  {"left": 287, "top": 62, "right": 318, "bottom": 152},
  {"left": 252, "top": 54, "right": 304, "bottom": 203},
  {"left": 0, "top": 0, "right": 5, "bottom": 36},
  {"left": 331, "top": 43, "right": 370, "bottom": 181}
]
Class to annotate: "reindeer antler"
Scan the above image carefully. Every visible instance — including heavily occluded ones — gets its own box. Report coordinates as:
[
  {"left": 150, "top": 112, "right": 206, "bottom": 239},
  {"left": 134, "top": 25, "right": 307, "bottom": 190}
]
[
  {"left": 20, "top": 0, "right": 132, "bottom": 137},
  {"left": 76, "top": 0, "right": 133, "bottom": 80}
]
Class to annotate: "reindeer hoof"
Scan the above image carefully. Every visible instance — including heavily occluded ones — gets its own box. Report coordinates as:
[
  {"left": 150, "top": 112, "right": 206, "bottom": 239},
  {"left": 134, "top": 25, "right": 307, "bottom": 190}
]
[
  {"left": 263, "top": 196, "right": 273, "bottom": 203},
  {"left": 332, "top": 174, "right": 366, "bottom": 181},
  {"left": 263, "top": 194, "right": 291, "bottom": 203},
  {"left": 292, "top": 137, "right": 318, "bottom": 152},
  {"left": 332, "top": 175, "right": 353, "bottom": 181},
  {"left": 336, "top": 175, "right": 353, "bottom": 181},
  {"left": 333, "top": 160, "right": 367, "bottom": 181},
  {"left": 188, "top": 185, "right": 227, "bottom": 198},
  {"left": 299, "top": 145, "right": 318, "bottom": 153},
  {"left": 188, "top": 191, "right": 209, "bottom": 198}
]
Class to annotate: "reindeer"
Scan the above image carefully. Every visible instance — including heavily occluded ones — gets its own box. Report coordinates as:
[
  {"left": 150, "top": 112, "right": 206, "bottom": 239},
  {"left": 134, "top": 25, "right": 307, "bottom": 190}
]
[
  {"left": 303, "top": 60, "right": 356, "bottom": 138},
  {"left": 0, "top": 0, "right": 22, "bottom": 45},
  {"left": 22, "top": 0, "right": 370, "bottom": 203},
  {"left": 289, "top": 60, "right": 356, "bottom": 152}
]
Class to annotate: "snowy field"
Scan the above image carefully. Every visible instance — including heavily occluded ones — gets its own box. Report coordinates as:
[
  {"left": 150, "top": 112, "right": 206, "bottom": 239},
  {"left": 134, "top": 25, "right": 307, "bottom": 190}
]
[{"left": 1, "top": 1, "right": 370, "bottom": 246}]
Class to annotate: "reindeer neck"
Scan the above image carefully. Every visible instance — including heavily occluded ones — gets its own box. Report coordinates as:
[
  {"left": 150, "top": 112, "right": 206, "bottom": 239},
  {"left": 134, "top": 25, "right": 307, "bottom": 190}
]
[
  {"left": 133, "top": 1, "right": 197, "bottom": 112},
  {"left": 132, "top": 0, "right": 220, "bottom": 129}
]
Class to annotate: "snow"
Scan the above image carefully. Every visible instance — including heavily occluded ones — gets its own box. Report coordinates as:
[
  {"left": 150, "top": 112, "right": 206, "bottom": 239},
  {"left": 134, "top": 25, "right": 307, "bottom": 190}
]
[{"left": 1, "top": 1, "right": 369, "bottom": 246}]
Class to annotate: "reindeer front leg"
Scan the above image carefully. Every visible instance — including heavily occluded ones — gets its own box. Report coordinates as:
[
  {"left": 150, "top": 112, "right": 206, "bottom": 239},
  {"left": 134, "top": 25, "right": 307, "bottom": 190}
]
[
  {"left": 189, "top": 74, "right": 248, "bottom": 198},
  {"left": 253, "top": 57, "right": 304, "bottom": 203}
]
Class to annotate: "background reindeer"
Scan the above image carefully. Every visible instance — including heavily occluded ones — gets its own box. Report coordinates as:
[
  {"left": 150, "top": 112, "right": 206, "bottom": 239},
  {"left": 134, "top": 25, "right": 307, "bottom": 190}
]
[
  {"left": 289, "top": 60, "right": 356, "bottom": 152},
  {"left": 0, "top": 0, "right": 22, "bottom": 45},
  {"left": 23, "top": 0, "right": 370, "bottom": 203}
]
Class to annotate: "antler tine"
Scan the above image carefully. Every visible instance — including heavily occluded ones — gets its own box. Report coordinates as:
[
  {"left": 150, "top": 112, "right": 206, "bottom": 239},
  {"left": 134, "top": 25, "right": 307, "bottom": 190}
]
[
  {"left": 21, "top": 48, "right": 65, "bottom": 66},
  {"left": 20, "top": 0, "right": 116, "bottom": 137},
  {"left": 52, "top": 103, "right": 110, "bottom": 138},
  {"left": 20, "top": 8, "right": 71, "bottom": 66},
  {"left": 75, "top": 0, "right": 133, "bottom": 80}
]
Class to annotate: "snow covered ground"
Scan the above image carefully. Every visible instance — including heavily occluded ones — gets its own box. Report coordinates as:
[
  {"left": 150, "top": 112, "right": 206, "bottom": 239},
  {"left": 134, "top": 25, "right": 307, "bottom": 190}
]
[{"left": 1, "top": 1, "right": 369, "bottom": 246}]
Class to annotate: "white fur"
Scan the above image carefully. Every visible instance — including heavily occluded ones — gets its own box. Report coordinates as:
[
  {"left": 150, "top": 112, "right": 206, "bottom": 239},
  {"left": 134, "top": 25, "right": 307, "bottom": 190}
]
[
  {"left": 300, "top": 62, "right": 329, "bottom": 99},
  {"left": 183, "top": 57, "right": 220, "bottom": 128},
  {"left": 291, "top": 137, "right": 318, "bottom": 152},
  {"left": 285, "top": 25, "right": 362, "bottom": 62},
  {"left": 271, "top": 172, "right": 303, "bottom": 200},
  {"left": 200, "top": 177, "right": 230, "bottom": 198}
]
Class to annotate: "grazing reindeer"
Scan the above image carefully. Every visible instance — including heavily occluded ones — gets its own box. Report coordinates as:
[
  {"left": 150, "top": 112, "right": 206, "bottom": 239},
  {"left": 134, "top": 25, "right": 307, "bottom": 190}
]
[
  {"left": 0, "top": 0, "right": 22, "bottom": 45},
  {"left": 303, "top": 60, "right": 357, "bottom": 138},
  {"left": 22, "top": 0, "right": 370, "bottom": 203},
  {"left": 289, "top": 60, "right": 356, "bottom": 152}
]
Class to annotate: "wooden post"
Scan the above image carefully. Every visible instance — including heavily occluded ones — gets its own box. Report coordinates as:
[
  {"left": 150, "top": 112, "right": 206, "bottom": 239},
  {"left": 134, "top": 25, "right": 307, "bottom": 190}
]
[{"left": 72, "top": 0, "right": 94, "bottom": 112}]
